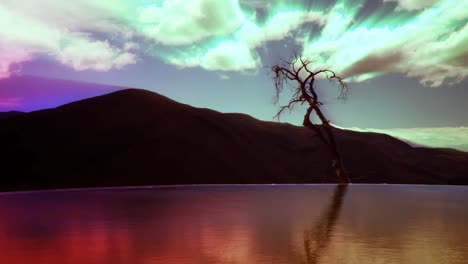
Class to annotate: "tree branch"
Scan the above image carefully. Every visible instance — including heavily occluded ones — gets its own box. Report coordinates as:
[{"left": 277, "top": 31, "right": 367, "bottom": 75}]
[{"left": 269, "top": 53, "right": 351, "bottom": 184}]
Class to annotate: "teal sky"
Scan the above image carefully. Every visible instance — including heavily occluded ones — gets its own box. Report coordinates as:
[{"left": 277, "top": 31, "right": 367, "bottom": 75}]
[{"left": 0, "top": 0, "right": 467, "bottom": 150}]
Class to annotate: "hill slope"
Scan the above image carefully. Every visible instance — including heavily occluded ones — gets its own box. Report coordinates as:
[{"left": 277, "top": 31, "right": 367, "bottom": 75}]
[
  {"left": 0, "top": 111, "right": 24, "bottom": 119},
  {"left": 0, "top": 89, "right": 467, "bottom": 191}
]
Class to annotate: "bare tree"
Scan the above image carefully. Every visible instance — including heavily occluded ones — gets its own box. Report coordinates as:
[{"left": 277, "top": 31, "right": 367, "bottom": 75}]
[{"left": 271, "top": 54, "right": 351, "bottom": 184}]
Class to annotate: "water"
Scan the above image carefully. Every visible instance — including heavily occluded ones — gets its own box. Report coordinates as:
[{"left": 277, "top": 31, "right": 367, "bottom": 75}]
[{"left": 0, "top": 184, "right": 467, "bottom": 264}]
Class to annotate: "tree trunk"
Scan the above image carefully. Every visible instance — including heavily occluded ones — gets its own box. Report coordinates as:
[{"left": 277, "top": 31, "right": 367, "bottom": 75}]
[
  {"left": 303, "top": 105, "right": 350, "bottom": 184},
  {"left": 313, "top": 106, "right": 350, "bottom": 184}
]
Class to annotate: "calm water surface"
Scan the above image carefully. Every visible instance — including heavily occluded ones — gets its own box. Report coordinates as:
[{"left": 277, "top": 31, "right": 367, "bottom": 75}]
[{"left": 0, "top": 184, "right": 467, "bottom": 264}]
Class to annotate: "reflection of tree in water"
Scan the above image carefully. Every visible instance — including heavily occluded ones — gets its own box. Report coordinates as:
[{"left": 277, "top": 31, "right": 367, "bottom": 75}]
[{"left": 303, "top": 185, "right": 348, "bottom": 264}]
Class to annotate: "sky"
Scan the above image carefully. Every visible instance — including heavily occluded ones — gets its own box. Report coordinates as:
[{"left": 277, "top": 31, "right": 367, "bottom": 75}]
[{"left": 0, "top": 0, "right": 467, "bottom": 150}]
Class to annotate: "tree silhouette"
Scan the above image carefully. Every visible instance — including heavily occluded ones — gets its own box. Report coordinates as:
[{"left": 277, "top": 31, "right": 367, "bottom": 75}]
[{"left": 270, "top": 54, "right": 351, "bottom": 184}]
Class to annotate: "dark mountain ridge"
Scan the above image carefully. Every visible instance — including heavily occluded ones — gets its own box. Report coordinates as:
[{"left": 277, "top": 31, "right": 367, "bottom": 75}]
[
  {"left": 0, "top": 89, "right": 467, "bottom": 191},
  {"left": 0, "top": 111, "right": 25, "bottom": 119}
]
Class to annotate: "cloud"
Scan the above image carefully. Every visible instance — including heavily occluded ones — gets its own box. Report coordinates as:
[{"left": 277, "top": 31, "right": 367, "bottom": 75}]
[
  {"left": 0, "top": 0, "right": 322, "bottom": 74},
  {"left": 302, "top": 0, "right": 468, "bottom": 86},
  {"left": 239, "top": 0, "right": 271, "bottom": 10},
  {"left": 339, "top": 125, "right": 468, "bottom": 152},
  {"left": 0, "top": 0, "right": 465, "bottom": 85},
  {"left": 218, "top": 73, "right": 231, "bottom": 80},
  {"left": 236, "top": 10, "right": 327, "bottom": 47},
  {"left": 0, "top": 0, "right": 136, "bottom": 36},
  {"left": 0, "top": 1, "right": 136, "bottom": 78},
  {"left": 166, "top": 41, "right": 261, "bottom": 72},
  {"left": 123, "top": 42, "right": 139, "bottom": 51},
  {"left": 164, "top": 9, "right": 326, "bottom": 72},
  {"left": 341, "top": 52, "right": 404, "bottom": 80},
  {"left": 383, "top": 0, "right": 439, "bottom": 11},
  {"left": 404, "top": 22, "right": 468, "bottom": 87},
  {"left": 138, "top": 0, "right": 245, "bottom": 45},
  {"left": 0, "top": 97, "right": 22, "bottom": 107},
  {"left": 202, "top": 42, "right": 261, "bottom": 71},
  {"left": 0, "top": 46, "right": 31, "bottom": 79},
  {"left": 55, "top": 39, "right": 136, "bottom": 71}
]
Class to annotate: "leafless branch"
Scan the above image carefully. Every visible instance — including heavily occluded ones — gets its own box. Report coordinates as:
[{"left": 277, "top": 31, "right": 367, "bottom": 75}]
[{"left": 268, "top": 53, "right": 351, "bottom": 184}]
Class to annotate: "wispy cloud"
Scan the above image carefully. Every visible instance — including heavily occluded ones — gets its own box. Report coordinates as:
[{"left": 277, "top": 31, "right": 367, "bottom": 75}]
[
  {"left": 0, "top": 1, "right": 136, "bottom": 78},
  {"left": 302, "top": 0, "right": 468, "bottom": 87},
  {"left": 218, "top": 73, "right": 231, "bottom": 80},
  {"left": 383, "top": 0, "right": 439, "bottom": 11},
  {"left": 338, "top": 125, "right": 468, "bottom": 152},
  {"left": 0, "top": 0, "right": 466, "bottom": 86},
  {"left": 138, "top": 0, "right": 246, "bottom": 46},
  {"left": 0, "top": 97, "right": 22, "bottom": 107},
  {"left": 163, "top": 8, "right": 326, "bottom": 72}
]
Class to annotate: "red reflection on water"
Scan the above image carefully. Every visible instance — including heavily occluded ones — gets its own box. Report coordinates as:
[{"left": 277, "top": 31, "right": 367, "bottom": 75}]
[
  {"left": 0, "top": 218, "right": 132, "bottom": 264},
  {"left": 1, "top": 186, "right": 467, "bottom": 264},
  {"left": 0, "top": 190, "right": 264, "bottom": 264},
  {"left": 0, "top": 188, "right": 322, "bottom": 264}
]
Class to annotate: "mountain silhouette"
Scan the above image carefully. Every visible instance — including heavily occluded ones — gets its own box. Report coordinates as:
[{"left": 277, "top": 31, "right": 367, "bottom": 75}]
[
  {"left": 0, "top": 111, "right": 24, "bottom": 119},
  {"left": 1, "top": 89, "right": 467, "bottom": 191}
]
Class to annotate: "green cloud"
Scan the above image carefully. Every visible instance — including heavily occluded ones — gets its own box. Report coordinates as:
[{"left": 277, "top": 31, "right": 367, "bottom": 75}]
[
  {"left": 340, "top": 126, "right": 468, "bottom": 152},
  {"left": 161, "top": 7, "right": 326, "bottom": 71},
  {"left": 138, "top": 0, "right": 245, "bottom": 45},
  {"left": 302, "top": 0, "right": 468, "bottom": 86},
  {"left": 1, "top": 0, "right": 466, "bottom": 85}
]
